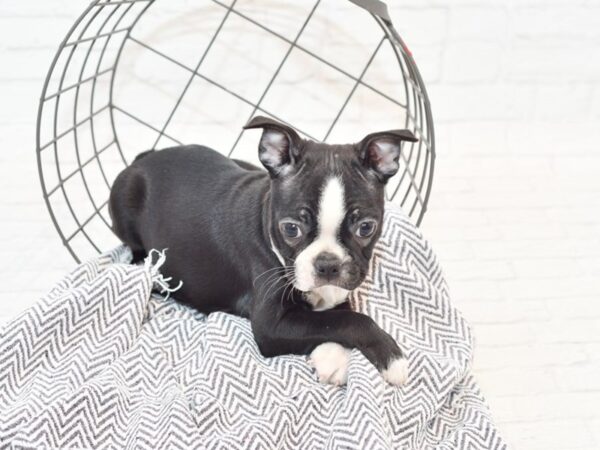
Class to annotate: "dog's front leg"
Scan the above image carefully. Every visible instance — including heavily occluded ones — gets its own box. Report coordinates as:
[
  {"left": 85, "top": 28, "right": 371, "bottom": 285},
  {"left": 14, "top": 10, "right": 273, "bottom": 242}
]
[{"left": 251, "top": 302, "right": 407, "bottom": 386}]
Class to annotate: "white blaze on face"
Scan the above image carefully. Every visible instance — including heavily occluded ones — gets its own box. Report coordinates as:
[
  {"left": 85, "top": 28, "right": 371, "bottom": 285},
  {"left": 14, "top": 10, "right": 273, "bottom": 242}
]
[{"left": 295, "top": 176, "right": 349, "bottom": 307}]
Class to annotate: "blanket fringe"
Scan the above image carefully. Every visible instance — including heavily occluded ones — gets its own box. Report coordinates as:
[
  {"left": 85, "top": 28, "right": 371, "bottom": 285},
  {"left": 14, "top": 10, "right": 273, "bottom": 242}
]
[{"left": 144, "top": 249, "right": 183, "bottom": 300}]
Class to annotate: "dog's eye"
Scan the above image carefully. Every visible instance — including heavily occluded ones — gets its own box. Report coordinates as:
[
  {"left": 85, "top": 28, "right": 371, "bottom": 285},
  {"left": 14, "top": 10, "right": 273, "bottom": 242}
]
[
  {"left": 281, "top": 222, "right": 302, "bottom": 239},
  {"left": 356, "top": 220, "right": 376, "bottom": 238}
]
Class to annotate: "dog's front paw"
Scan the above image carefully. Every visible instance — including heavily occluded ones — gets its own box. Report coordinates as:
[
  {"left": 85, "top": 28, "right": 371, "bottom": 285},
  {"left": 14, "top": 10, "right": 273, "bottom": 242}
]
[
  {"left": 382, "top": 357, "right": 409, "bottom": 386},
  {"left": 309, "top": 342, "right": 350, "bottom": 386}
]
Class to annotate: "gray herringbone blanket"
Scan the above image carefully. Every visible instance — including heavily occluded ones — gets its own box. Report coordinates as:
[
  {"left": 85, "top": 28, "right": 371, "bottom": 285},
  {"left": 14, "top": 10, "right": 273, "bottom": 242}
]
[{"left": 0, "top": 207, "right": 507, "bottom": 449}]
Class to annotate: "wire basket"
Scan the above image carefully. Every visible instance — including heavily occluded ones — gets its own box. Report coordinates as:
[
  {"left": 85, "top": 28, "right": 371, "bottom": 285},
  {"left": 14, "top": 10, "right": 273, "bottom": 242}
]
[{"left": 36, "top": 0, "right": 435, "bottom": 263}]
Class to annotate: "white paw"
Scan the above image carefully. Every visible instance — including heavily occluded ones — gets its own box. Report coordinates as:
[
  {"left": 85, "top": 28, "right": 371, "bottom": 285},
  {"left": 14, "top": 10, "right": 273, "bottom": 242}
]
[
  {"left": 309, "top": 342, "right": 350, "bottom": 386},
  {"left": 382, "top": 357, "right": 409, "bottom": 386}
]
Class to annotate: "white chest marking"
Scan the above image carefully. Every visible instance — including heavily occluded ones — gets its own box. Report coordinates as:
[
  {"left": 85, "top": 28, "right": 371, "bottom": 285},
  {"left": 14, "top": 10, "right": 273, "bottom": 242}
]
[{"left": 305, "top": 286, "right": 349, "bottom": 311}]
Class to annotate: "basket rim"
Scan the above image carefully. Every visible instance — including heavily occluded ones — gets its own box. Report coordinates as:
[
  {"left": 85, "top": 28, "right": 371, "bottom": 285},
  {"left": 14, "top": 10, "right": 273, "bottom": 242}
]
[{"left": 35, "top": 0, "right": 435, "bottom": 263}]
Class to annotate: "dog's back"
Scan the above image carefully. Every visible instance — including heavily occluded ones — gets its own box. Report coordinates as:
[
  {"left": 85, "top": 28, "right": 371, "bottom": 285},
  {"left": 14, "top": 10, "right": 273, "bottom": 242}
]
[{"left": 108, "top": 144, "right": 271, "bottom": 309}]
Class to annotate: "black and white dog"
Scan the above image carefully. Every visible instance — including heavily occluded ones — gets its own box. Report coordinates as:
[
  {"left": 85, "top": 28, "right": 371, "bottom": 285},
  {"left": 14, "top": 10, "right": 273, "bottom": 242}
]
[{"left": 109, "top": 116, "right": 417, "bottom": 386}]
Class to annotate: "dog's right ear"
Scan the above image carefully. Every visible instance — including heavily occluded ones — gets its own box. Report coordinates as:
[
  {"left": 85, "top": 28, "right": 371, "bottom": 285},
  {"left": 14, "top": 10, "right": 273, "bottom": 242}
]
[
  {"left": 358, "top": 129, "right": 418, "bottom": 183},
  {"left": 243, "top": 116, "right": 302, "bottom": 177}
]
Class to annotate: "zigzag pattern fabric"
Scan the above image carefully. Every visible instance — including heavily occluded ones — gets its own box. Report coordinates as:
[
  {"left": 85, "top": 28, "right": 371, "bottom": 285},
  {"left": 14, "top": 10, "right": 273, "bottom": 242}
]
[{"left": 0, "top": 206, "right": 507, "bottom": 449}]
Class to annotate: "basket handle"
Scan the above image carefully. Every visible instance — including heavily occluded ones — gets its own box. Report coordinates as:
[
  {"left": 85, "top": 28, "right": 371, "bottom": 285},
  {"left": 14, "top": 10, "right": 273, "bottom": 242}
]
[{"left": 348, "top": 0, "right": 392, "bottom": 24}]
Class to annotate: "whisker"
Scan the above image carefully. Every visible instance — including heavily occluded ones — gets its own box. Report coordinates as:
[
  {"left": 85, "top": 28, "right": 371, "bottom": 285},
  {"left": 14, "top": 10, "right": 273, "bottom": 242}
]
[
  {"left": 254, "top": 269, "right": 287, "bottom": 289},
  {"left": 252, "top": 265, "right": 294, "bottom": 287},
  {"left": 256, "top": 269, "right": 289, "bottom": 291},
  {"left": 286, "top": 276, "right": 298, "bottom": 305},
  {"left": 280, "top": 279, "right": 295, "bottom": 308},
  {"left": 259, "top": 269, "right": 290, "bottom": 302},
  {"left": 255, "top": 265, "right": 298, "bottom": 308},
  {"left": 262, "top": 278, "right": 286, "bottom": 306}
]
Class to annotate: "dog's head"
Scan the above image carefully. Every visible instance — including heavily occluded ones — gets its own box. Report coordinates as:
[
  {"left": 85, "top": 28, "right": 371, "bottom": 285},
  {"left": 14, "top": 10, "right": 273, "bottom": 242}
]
[{"left": 244, "top": 116, "right": 417, "bottom": 310}]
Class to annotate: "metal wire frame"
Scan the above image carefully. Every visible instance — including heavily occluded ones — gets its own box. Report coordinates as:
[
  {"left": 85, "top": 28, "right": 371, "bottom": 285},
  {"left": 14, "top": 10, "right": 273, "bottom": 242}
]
[{"left": 36, "top": 0, "right": 435, "bottom": 263}]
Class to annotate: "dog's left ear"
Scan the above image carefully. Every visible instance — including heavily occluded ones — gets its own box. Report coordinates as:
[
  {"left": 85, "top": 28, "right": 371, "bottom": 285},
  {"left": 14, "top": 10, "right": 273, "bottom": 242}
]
[
  {"left": 358, "top": 129, "right": 418, "bottom": 182},
  {"left": 243, "top": 116, "right": 302, "bottom": 177}
]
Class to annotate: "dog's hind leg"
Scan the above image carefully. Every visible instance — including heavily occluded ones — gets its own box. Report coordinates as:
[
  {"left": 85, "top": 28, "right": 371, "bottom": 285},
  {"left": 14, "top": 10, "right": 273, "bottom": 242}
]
[{"left": 109, "top": 165, "right": 148, "bottom": 262}]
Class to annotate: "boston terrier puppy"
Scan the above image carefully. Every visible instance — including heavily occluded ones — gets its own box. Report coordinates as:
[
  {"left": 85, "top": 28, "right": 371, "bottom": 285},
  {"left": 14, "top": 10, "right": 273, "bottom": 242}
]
[{"left": 109, "top": 116, "right": 417, "bottom": 386}]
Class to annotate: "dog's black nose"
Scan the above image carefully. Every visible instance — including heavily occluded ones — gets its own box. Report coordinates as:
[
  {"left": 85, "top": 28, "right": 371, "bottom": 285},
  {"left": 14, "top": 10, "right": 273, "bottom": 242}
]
[{"left": 314, "top": 252, "right": 341, "bottom": 280}]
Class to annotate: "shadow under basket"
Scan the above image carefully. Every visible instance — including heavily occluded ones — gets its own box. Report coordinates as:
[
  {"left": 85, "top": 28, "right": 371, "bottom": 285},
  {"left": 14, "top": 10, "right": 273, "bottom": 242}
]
[{"left": 36, "top": 0, "right": 435, "bottom": 263}]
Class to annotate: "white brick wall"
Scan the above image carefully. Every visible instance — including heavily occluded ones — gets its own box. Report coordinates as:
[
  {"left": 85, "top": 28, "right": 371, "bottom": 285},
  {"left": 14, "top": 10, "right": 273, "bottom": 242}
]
[
  {"left": 0, "top": 1, "right": 599, "bottom": 449},
  {"left": 401, "top": 2, "right": 600, "bottom": 449}
]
